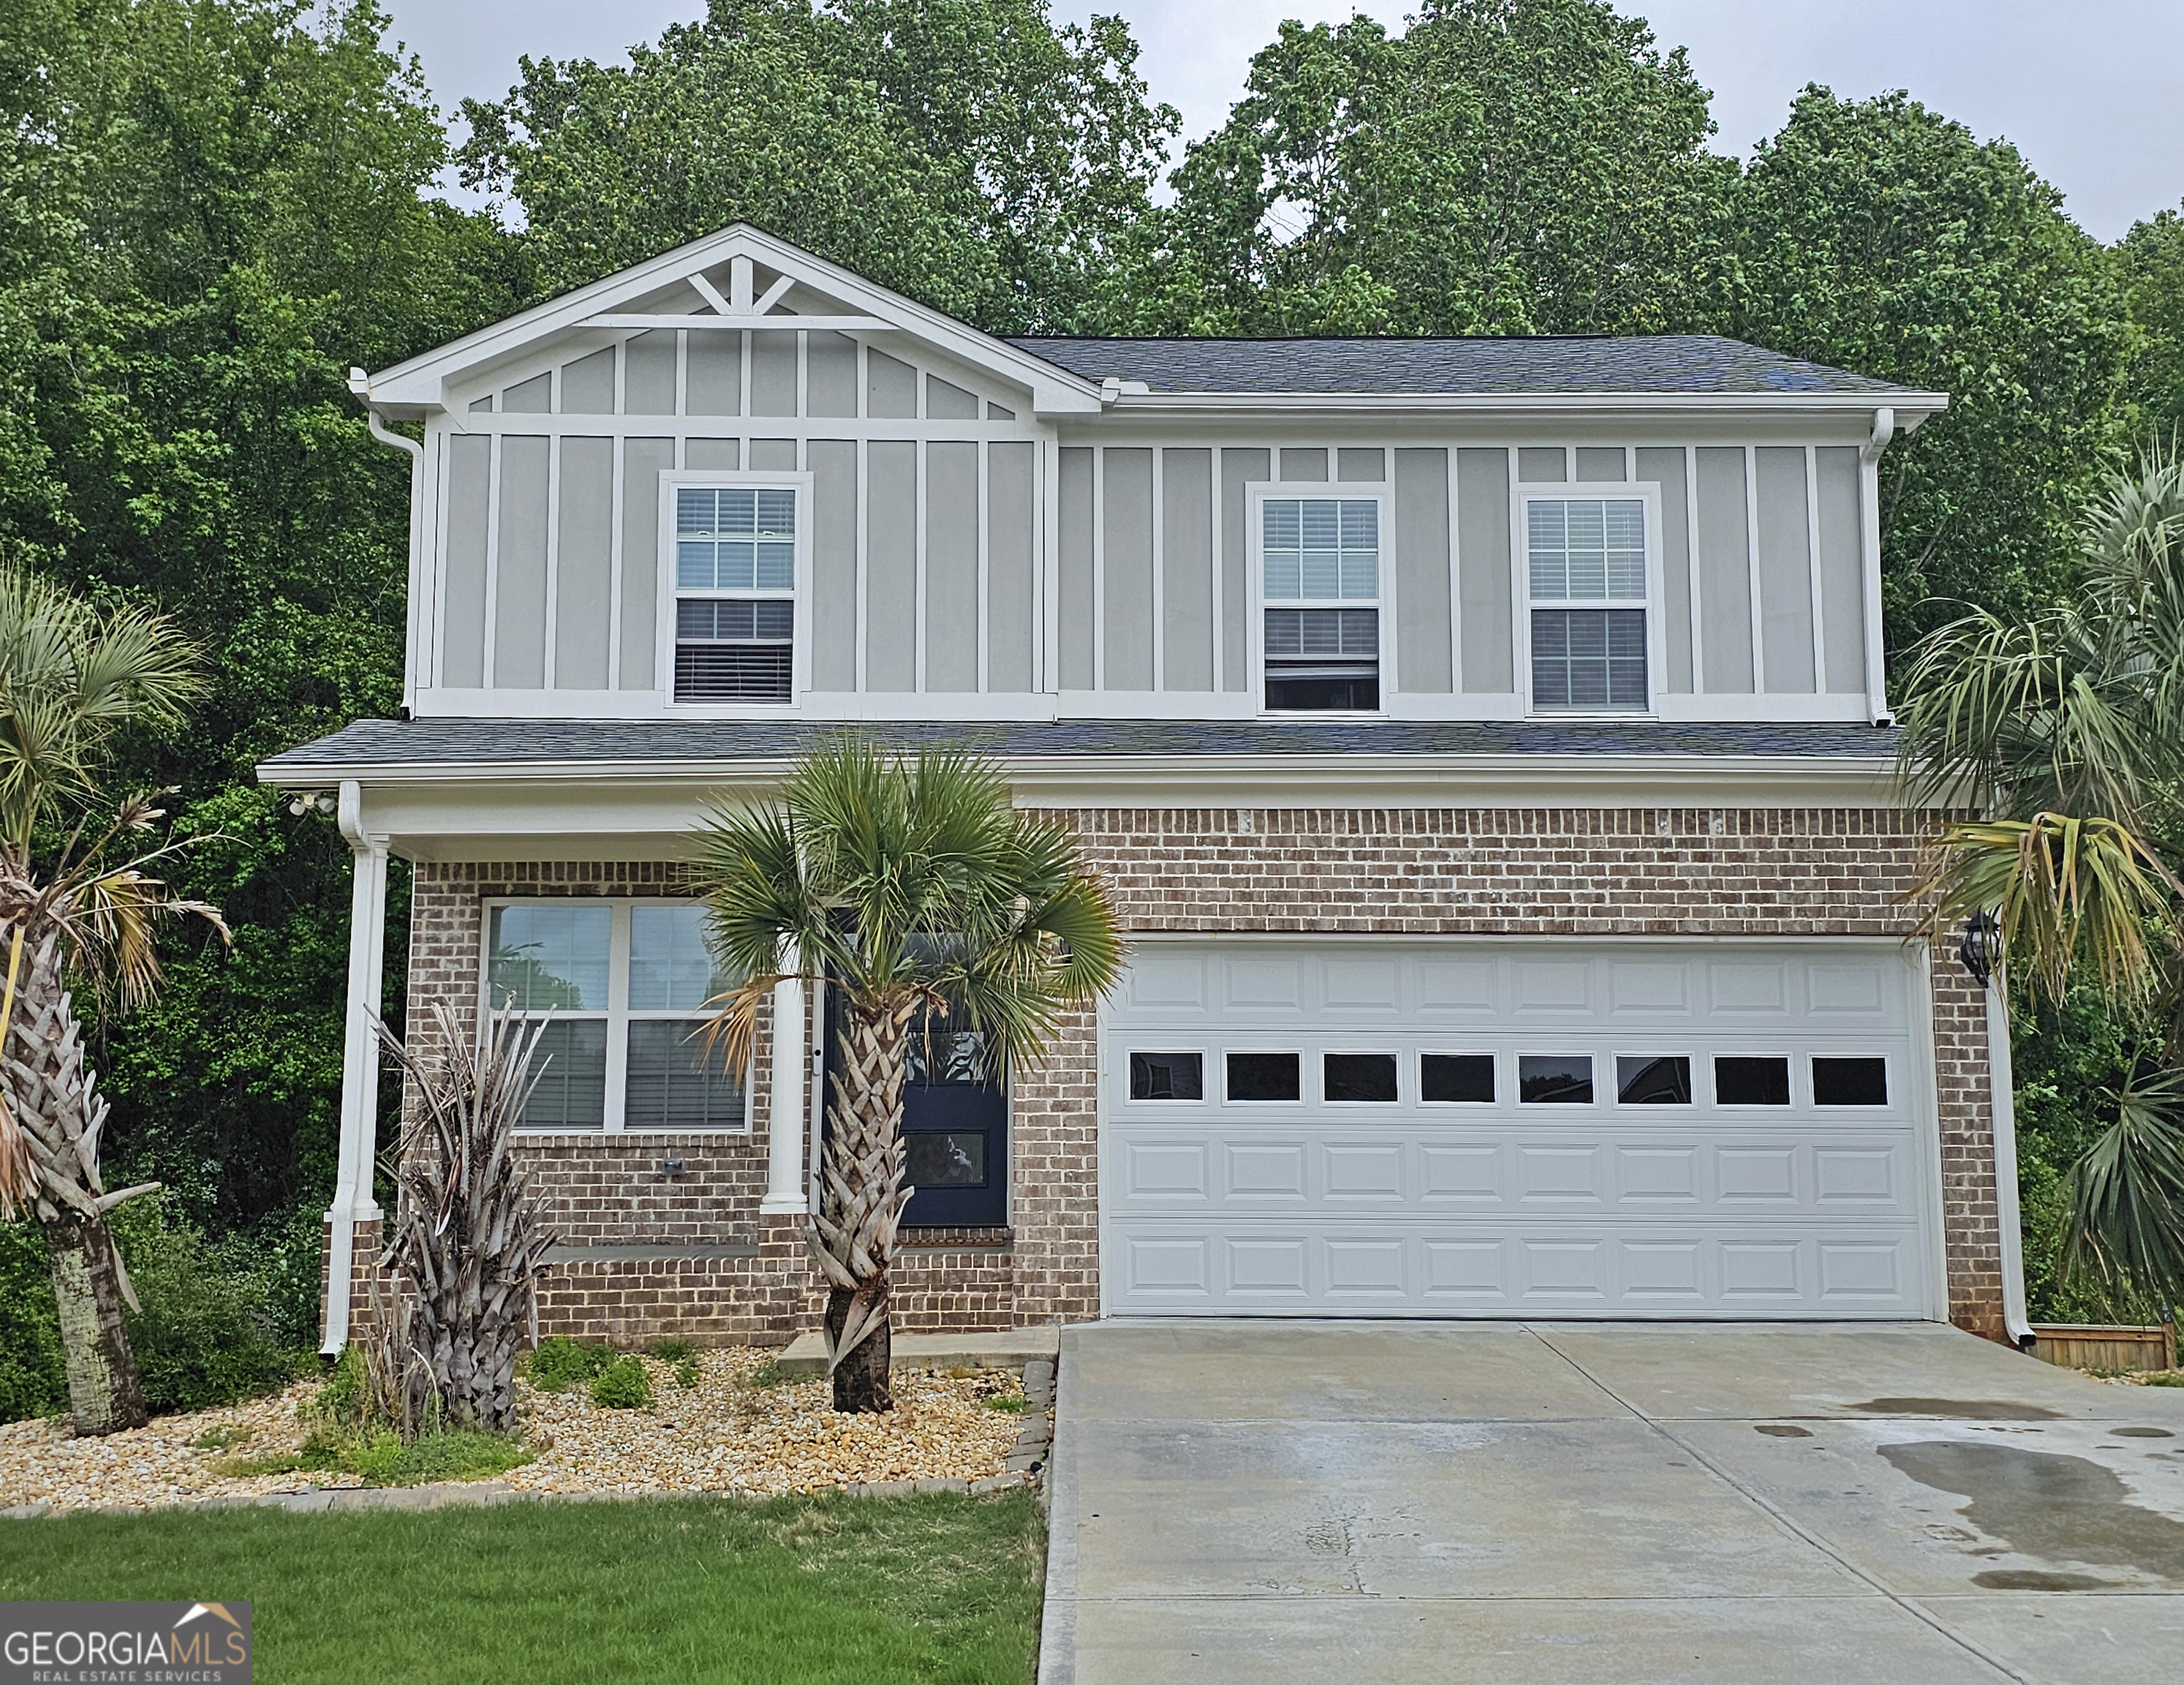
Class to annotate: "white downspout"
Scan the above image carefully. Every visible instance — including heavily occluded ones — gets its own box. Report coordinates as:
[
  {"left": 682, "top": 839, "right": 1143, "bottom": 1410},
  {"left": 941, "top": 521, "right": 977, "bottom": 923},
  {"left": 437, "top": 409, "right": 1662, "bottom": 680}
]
[
  {"left": 1858, "top": 407, "right": 1895, "bottom": 726},
  {"left": 761, "top": 945, "right": 809, "bottom": 1214},
  {"left": 1984, "top": 966, "right": 2035, "bottom": 1345},
  {"left": 323, "top": 780, "right": 389, "bottom": 1354},
  {"left": 350, "top": 370, "right": 426, "bottom": 717}
]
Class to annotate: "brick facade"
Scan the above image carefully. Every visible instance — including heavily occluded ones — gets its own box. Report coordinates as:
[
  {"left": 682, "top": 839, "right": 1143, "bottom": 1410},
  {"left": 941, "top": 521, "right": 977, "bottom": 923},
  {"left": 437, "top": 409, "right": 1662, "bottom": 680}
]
[{"left": 329, "top": 806, "right": 2005, "bottom": 1349}]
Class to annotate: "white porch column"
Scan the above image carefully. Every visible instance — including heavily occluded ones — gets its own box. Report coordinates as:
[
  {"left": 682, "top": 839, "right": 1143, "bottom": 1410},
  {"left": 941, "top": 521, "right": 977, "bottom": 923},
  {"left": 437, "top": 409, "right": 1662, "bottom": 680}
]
[
  {"left": 322, "top": 780, "right": 389, "bottom": 1353},
  {"left": 762, "top": 959, "right": 808, "bottom": 1214}
]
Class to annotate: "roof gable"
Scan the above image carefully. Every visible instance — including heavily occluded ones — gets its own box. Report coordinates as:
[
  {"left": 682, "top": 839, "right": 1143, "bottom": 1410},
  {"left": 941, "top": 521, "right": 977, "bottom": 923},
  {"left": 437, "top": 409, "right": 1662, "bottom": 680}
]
[{"left": 362, "top": 224, "right": 1104, "bottom": 418}]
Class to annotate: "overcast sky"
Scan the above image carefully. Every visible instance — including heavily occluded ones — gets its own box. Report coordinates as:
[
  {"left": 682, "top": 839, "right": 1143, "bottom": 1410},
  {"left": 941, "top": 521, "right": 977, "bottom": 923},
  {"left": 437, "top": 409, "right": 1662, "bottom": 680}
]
[{"left": 378, "top": 0, "right": 2184, "bottom": 242}]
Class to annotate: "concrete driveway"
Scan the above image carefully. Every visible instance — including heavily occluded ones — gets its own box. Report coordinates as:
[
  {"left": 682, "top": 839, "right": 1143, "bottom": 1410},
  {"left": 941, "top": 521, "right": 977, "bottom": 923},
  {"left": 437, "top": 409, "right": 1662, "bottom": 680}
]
[{"left": 1038, "top": 1322, "right": 2184, "bottom": 1684}]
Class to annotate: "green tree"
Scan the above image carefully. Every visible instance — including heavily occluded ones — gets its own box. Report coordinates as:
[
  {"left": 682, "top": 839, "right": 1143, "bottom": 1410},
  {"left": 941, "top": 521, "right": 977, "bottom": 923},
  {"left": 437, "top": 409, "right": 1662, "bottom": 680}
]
[
  {"left": 0, "top": 0, "right": 529, "bottom": 1237},
  {"left": 456, "top": 0, "right": 1176, "bottom": 332},
  {"left": 0, "top": 570, "right": 225, "bottom": 1435},
  {"left": 2117, "top": 205, "right": 2184, "bottom": 435},
  {"left": 694, "top": 742, "right": 1122, "bottom": 1412},
  {"left": 1720, "top": 88, "right": 2134, "bottom": 649},
  {"left": 1898, "top": 442, "right": 2184, "bottom": 1308},
  {"left": 1114, "top": 0, "right": 1734, "bottom": 336}
]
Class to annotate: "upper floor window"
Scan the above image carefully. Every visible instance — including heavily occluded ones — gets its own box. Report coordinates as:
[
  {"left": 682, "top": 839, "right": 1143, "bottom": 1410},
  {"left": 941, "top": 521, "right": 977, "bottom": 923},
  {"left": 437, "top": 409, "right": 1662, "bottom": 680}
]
[
  {"left": 1527, "top": 496, "right": 1650, "bottom": 712},
  {"left": 486, "top": 900, "right": 747, "bottom": 1133},
  {"left": 675, "top": 486, "right": 796, "bottom": 703},
  {"left": 1262, "top": 497, "right": 1380, "bottom": 711}
]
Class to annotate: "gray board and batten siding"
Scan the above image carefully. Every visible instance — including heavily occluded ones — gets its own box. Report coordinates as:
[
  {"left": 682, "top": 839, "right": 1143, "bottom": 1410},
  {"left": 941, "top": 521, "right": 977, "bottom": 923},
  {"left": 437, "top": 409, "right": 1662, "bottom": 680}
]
[
  {"left": 422, "top": 326, "right": 1876, "bottom": 718},
  {"left": 433, "top": 329, "right": 1041, "bottom": 704}
]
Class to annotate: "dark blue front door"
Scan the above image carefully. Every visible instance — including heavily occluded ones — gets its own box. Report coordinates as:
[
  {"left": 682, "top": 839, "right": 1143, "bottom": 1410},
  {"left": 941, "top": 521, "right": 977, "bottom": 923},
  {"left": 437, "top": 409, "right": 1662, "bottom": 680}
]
[{"left": 823, "top": 994, "right": 1008, "bottom": 1229}]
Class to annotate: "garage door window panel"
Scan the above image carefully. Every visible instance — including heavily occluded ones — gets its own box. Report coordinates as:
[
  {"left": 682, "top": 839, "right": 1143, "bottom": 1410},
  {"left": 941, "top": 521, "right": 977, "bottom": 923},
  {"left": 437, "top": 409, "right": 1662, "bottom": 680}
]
[
  {"left": 1421, "top": 1053, "right": 1496, "bottom": 1104},
  {"left": 1227, "top": 1052, "right": 1301, "bottom": 1102},
  {"left": 1715, "top": 1055, "right": 1791, "bottom": 1107},
  {"left": 1324, "top": 1053, "right": 1399, "bottom": 1103},
  {"left": 1519, "top": 1055, "right": 1594, "bottom": 1104},
  {"left": 1130, "top": 1052, "right": 1204, "bottom": 1101},
  {"left": 1617, "top": 1055, "right": 1692, "bottom": 1105},
  {"left": 1813, "top": 1057, "right": 1889, "bottom": 1107}
]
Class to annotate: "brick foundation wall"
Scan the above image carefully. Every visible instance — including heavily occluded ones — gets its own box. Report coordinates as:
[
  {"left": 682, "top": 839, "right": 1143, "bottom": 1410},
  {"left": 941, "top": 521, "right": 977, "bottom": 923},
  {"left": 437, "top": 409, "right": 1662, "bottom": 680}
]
[{"left": 340, "top": 807, "right": 2003, "bottom": 1349}]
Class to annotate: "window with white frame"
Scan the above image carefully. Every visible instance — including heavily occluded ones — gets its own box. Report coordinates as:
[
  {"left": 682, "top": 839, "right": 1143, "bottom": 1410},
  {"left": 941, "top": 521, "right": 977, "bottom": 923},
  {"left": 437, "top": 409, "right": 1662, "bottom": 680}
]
[
  {"left": 1261, "top": 497, "right": 1381, "bottom": 711},
  {"left": 485, "top": 900, "right": 748, "bottom": 1131},
  {"left": 674, "top": 486, "right": 796, "bottom": 702},
  {"left": 1526, "top": 496, "right": 1650, "bottom": 710}
]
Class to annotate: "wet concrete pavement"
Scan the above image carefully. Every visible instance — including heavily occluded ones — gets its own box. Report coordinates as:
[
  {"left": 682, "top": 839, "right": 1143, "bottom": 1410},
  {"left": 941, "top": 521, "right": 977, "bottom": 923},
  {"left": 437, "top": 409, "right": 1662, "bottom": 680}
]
[{"left": 1038, "top": 1322, "right": 2184, "bottom": 1684}]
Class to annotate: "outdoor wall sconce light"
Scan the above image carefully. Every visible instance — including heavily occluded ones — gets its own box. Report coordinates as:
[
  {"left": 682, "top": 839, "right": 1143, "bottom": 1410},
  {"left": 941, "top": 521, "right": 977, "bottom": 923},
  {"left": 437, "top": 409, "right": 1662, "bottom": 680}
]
[{"left": 1959, "top": 911, "right": 2003, "bottom": 990}]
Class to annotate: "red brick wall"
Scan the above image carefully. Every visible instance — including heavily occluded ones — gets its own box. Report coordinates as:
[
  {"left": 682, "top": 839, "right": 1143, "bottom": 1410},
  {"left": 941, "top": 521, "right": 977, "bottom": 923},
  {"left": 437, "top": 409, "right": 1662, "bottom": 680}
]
[{"left": 330, "top": 807, "right": 2003, "bottom": 1346}]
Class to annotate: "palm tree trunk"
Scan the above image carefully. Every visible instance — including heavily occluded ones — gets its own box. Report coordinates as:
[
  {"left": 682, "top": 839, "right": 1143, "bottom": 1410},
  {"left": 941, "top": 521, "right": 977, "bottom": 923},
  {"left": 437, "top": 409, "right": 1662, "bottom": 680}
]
[
  {"left": 824, "top": 1280, "right": 892, "bottom": 1413},
  {"left": 810, "top": 995, "right": 916, "bottom": 1412},
  {"left": 39, "top": 1210, "right": 147, "bottom": 1433},
  {"left": 4, "top": 927, "right": 154, "bottom": 1435}
]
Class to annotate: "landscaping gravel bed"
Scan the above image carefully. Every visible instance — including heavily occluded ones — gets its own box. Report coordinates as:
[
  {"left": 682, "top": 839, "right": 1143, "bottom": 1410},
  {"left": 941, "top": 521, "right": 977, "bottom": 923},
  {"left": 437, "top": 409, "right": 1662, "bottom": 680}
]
[
  {"left": 0, "top": 1349, "right": 1034, "bottom": 1514},
  {"left": 0, "top": 1381, "right": 358, "bottom": 1515},
  {"left": 509, "top": 1349, "right": 1028, "bottom": 1498}
]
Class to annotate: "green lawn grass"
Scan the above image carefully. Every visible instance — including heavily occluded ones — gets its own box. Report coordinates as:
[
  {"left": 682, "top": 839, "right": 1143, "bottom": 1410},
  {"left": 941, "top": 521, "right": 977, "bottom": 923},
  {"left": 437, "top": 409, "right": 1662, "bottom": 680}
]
[{"left": 0, "top": 1490, "right": 1046, "bottom": 1684}]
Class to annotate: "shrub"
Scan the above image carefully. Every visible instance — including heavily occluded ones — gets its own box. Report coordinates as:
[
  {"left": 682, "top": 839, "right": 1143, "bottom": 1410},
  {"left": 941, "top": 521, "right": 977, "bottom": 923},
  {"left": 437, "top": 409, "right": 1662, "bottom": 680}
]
[
  {"left": 0, "top": 1221, "right": 67, "bottom": 1422},
  {"left": 523, "top": 1336, "right": 616, "bottom": 1394},
  {"left": 113, "top": 1204, "right": 315, "bottom": 1415},
  {"left": 673, "top": 1359, "right": 701, "bottom": 1390},
  {"left": 589, "top": 1356, "right": 654, "bottom": 1410},
  {"left": 0, "top": 1200, "right": 320, "bottom": 1424},
  {"left": 646, "top": 1338, "right": 697, "bottom": 1362}
]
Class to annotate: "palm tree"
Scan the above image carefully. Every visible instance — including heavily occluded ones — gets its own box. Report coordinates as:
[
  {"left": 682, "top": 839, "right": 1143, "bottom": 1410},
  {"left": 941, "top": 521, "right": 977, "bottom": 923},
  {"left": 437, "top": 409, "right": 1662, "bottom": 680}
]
[
  {"left": 694, "top": 739, "right": 1123, "bottom": 1412},
  {"left": 0, "top": 567, "right": 220, "bottom": 1435},
  {"left": 1899, "top": 439, "right": 2184, "bottom": 1306}
]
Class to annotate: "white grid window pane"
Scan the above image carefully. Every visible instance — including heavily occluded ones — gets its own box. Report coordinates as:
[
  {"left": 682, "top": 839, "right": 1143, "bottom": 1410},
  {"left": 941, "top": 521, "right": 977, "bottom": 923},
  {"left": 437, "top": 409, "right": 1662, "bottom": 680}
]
[
  {"left": 521, "top": 1019, "right": 608, "bottom": 1129},
  {"left": 630, "top": 903, "right": 728, "bottom": 1011},
  {"left": 489, "top": 905, "right": 611, "bottom": 1011},
  {"left": 624, "top": 1022, "right": 747, "bottom": 1129},
  {"left": 1264, "top": 497, "right": 1379, "bottom": 603},
  {"left": 676, "top": 486, "right": 796, "bottom": 594},
  {"left": 1529, "top": 498, "right": 1647, "bottom": 603}
]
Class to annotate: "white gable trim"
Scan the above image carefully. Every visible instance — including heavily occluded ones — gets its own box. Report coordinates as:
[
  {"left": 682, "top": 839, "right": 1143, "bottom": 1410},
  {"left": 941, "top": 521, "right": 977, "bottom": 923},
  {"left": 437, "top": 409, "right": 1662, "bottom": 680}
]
[{"left": 363, "top": 224, "right": 1103, "bottom": 418}]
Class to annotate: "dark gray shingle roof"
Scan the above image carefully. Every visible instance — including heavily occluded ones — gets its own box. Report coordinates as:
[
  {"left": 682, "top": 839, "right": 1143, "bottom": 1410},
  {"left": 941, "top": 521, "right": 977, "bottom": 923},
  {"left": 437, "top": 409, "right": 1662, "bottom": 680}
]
[
  {"left": 260, "top": 717, "right": 1898, "bottom": 777},
  {"left": 1002, "top": 335, "right": 1918, "bottom": 398}
]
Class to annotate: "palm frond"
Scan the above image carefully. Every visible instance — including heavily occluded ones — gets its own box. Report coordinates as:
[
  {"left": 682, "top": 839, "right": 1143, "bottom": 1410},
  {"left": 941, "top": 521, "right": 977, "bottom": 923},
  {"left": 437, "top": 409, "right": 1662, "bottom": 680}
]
[
  {"left": 1916, "top": 813, "right": 2184, "bottom": 1006},
  {"left": 2066, "top": 1066, "right": 2184, "bottom": 1305},
  {"left": 0, "top": 570, "right": 204, "bottom": 853}
]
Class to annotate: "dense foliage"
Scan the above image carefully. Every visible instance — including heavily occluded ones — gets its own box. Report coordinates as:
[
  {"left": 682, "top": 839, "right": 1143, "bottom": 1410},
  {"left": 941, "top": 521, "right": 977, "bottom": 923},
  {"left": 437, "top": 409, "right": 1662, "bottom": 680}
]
[
  {"left": 455, "top": 0, "right": 1177, "bottom": 331},
  {"left": 3, "top": 0, "right": 2183, "bottom": 1373}
]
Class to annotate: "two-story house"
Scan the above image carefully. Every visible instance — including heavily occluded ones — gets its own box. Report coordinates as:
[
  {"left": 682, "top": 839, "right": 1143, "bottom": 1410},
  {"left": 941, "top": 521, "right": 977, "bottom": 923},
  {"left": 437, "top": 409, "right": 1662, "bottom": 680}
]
[{"left": 260, "top": 225, "right": 2029, "bottom": 1355}]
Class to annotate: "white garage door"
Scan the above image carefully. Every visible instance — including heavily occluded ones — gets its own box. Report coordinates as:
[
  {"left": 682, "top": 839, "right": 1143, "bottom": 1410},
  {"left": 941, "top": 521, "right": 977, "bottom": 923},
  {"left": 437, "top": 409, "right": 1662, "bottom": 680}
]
[{"left": 1102, "top": 940, "right": 1938, "bottom": 1319}]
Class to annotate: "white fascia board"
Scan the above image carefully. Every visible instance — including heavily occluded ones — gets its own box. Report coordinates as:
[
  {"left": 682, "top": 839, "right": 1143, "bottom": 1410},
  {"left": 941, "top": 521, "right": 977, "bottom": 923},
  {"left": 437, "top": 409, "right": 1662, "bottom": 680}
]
[
  {"left": 1101, "top": 391, "right": 1950, "bottom": 424},
  {"left": 257, "top": 752, "right": 1902, "bottom": 821},
  {"left": 361, "top": 223, "right": 1103, "bottom": 417}
]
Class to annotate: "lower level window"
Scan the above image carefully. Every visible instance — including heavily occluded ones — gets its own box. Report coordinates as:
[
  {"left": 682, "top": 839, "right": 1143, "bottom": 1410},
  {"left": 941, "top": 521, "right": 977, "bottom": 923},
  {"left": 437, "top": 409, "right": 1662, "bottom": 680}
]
[{"left": 486, "top": 900, "right": 748, "bottom": 1132}]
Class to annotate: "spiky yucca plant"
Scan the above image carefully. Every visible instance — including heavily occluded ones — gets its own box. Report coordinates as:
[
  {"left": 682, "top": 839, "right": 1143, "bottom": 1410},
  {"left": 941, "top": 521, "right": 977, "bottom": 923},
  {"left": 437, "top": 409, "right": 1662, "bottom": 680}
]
[
  {"left": 1900, "top": 440, "right": 2184, "bottom": 1306},
  {"left": 0, "top": 568, "right": 219, "bottom": 1434},
  {"left": 694, "top": 740, "right": 1122, "bottom": 1412},
  {"left": 374, "top": 1000, "right": 556, "bottom": 1434}
]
